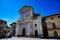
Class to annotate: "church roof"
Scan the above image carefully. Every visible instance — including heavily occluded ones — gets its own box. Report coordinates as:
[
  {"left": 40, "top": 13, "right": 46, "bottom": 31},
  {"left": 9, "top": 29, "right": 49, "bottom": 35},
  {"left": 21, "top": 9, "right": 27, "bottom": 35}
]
[{"left": 33, "top": 13, "right": 40, "bottom": 19}]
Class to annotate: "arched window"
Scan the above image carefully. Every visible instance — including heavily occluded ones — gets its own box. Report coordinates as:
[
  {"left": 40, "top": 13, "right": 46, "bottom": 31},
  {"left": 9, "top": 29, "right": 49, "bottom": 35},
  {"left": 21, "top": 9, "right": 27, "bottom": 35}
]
[
  {"left": 35, "top": 24, "right": 37, "bottom": 27},
  {"left": 52, "top": 23, "right": 56, "bottom": 29},
  {"left": 54, "top": 31, "right": 58, "bottom": 37}
]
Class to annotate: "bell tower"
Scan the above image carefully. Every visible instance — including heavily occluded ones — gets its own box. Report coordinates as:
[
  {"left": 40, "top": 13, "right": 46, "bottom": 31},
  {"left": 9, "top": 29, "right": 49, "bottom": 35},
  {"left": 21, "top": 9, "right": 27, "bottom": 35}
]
[{"left": 19, "top": 6, "right": 34, "bottom": 20}]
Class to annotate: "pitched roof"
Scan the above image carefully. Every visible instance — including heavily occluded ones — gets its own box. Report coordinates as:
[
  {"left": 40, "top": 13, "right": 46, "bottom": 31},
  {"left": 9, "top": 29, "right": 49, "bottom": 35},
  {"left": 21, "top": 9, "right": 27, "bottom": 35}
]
[
  {"left": 0, "top": 19, "right": 7, "bottom": 24},
  {"left": 44, "top": 13, "right": 60, "bottom": 18},
  {"left": 10, "top": 22, "right": 16, "bottom": 25}
]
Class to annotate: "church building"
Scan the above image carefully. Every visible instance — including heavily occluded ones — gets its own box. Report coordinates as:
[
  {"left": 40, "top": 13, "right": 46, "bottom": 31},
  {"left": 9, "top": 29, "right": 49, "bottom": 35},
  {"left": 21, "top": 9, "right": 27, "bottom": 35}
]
[{"left": 15, "top": 6, "right": 48, "bottom": 38}]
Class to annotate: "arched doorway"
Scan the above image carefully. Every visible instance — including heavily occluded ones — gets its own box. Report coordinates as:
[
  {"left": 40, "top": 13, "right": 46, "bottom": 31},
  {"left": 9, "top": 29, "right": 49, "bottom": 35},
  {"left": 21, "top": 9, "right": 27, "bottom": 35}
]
[
  {"left": 54, "top": 31, "right": 58, "bottom": 38},
  {"left": 22, "top": 28, "right": 25, "bottom": 37},
  {"left": 35, "top": 30, "right": 38, "bottom": 37}
]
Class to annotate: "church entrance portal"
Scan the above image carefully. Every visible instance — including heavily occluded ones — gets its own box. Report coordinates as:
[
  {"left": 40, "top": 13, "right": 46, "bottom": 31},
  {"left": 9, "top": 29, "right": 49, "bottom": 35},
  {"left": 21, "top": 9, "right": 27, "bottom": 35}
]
[
  {"left": 35, "top": 30, "right": 38, "bottom": 37},
  {"left": 22, "top": 28, "right": 26, "bottom": 37}
]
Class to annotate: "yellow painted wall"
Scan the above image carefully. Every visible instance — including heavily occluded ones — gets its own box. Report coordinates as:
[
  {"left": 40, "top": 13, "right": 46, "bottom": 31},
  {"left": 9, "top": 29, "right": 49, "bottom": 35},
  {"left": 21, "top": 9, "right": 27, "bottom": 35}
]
[
  {"left": 48, "top": 29, "right": 60, "bottom": 37},
  {"left": 46, "top": 14, "right": 60, "bottom": 29},
  {"left": 46, "top": 14, "right": 60, "bottom": 37}
]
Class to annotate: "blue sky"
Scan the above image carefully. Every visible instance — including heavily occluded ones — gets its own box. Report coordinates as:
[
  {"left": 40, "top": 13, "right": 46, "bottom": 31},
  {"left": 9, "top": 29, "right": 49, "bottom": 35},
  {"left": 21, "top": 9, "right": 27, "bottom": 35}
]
[{"left": 0, "top": 0, "right": 60, "bottom": 26}]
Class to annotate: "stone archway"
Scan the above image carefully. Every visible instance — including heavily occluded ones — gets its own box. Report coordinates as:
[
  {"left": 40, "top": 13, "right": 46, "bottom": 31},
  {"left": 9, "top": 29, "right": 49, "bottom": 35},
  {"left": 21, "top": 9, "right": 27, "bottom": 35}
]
[
  {"left": 22, "top": 28, "right": 26, "bottom": 37},
  {"left": 54, "top": 31, "right": 58, "bottom": 38}
]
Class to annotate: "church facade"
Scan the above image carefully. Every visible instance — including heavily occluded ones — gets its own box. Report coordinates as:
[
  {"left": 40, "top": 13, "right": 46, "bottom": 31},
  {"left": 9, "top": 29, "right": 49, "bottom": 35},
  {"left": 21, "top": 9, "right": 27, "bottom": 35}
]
[{"left": 15, "top": 6, "right": 48, "bottom": 38}]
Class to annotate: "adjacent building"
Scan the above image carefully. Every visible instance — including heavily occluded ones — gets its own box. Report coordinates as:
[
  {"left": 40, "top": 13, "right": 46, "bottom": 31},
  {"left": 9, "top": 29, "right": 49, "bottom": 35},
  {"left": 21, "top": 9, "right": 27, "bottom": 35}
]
[
  {"left": 45, "top": 13, "right": 60, "bottom": 38},
  {"left": 15, "top": 6, "right": 48, "bottom": 38},
  {"left": 0, "top": 19, "right": 7, "bottom": 37},
  {"left": 10, "top": 22, "right": 16, "bottom": 36}
]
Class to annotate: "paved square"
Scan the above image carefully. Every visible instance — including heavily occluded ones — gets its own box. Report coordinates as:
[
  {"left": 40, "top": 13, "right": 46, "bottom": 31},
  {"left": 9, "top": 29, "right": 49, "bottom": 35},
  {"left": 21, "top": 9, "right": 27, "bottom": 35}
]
[{"left": 0, "top": 37, "right": 59, "bottom": 40}]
